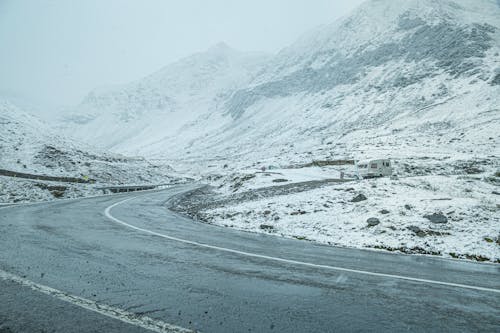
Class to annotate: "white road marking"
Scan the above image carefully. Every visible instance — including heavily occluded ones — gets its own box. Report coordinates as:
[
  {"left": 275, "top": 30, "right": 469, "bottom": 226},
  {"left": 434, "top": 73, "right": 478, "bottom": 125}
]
[
  {"left": 0, "top": 185, "right": 183, "bottom": 211},
  {"left": 105, "top": 196, "right": 500, "bottom": 294},
  {"left": 0, "top": 269, "right": 194, "bottom": 333}
]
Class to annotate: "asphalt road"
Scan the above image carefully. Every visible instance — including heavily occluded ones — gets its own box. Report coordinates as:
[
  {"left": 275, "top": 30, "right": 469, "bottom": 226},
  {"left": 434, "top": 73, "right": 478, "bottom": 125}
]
[{"left": 0, "top": 185, "right": 499, "bottom": 332}]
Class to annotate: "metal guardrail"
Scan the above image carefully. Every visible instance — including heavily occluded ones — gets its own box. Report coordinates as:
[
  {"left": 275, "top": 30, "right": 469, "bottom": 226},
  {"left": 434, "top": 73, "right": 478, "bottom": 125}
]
[
  {"left": 95, "top": 182, "right": 190, "bottom": 193},
  {"left": 95, "top": 185, "right": 156, "bottom": 193}
]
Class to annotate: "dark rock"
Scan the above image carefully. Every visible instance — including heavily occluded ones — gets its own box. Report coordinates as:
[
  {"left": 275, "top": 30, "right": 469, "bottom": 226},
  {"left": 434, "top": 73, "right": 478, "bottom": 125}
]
[
  {"left": 426, "top": 230, "right": 450, "bottom": 236},
  {"left": 351, "top": 194, "right": 367, "bottom": 202},
  {"left": 259, "top": 224, "right": 274, "bottom": 231},
  {"left": 424, "top": 212, "right": 448, "bottom": 223},
  {"left": 491, "top": 73, "right": 500, "bottom": 85},
  {"left": 464, "top": 166, "right": 483, "bottom": 174},
  {"left": 407, "top": 225, "right": 426, "bottom": 237},
  {"left": 50, "top": 190, "right": 65, "bottom": 198},
  {"left": 367, "top": 218, "right": 380, "bottom": 227},
  {"left": 404, "top": 204, "right": 412, "bottom": 210},
  {"left": 263, "top": 210, "right": 271, "bottom": 215},
  {"left": 380, "top": 209, "right": 390, "bottom": 214},
  {"left": 492, "top": 191, "right": 500, "bottom": 195},
  {"left": 290, "top": 210, "right": 307, "bottom": 215},
  {"left": 464, "top": 254, "right": 490, "bottom": 262},
  {"left": 370, "top": 244, "right": 441, "bottom": 256},
  {"left": 272, "top": 178, "right": 288, "bottom": 183}
]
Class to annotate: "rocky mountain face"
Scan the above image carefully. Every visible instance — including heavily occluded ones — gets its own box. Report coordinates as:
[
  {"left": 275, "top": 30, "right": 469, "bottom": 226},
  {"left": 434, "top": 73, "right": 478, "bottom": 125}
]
[
  {"left": 227, "top": 0, "right": 498, "bottom": 119},
  {"left": 62, "top": 0, "right": 500, "bottom": 173}
]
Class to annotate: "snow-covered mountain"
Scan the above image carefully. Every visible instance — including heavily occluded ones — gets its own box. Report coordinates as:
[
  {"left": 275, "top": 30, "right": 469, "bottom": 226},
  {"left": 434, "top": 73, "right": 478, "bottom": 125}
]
[
  {"left": 61, "top": 43, "right": 268, "bottom": 153},
  {"left": 183, "top": 0, "right": 500, "bottom": 164},
  {"left": 0, "top": 99, "right": 172, "bottom": 184},
  {"left": 62, "top": 0, "right": 500, "bottom": 172}
]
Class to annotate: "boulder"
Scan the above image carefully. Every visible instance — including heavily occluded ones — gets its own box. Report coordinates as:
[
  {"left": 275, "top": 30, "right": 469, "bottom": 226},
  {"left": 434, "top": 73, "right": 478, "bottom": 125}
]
[
  {"left": 351, "top": 194, "right": 367, "bottom": 202},
  {"left": 259, "top": 224, "right": 274, "bottom": 231},
  {"left": 367, "top": 217, "right": 380, "bottom": 227},
  {"left": 423, "top": 213, "right": 448, "bottom": 224},
  {"left": 407, "top": 225, "right": 426, "bottom": 237}
]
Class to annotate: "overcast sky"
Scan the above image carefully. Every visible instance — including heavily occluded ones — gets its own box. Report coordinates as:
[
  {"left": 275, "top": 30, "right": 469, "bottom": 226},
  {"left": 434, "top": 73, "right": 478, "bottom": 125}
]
[{"left": 0, "top": 0, "right": 364, "bottom": 115}]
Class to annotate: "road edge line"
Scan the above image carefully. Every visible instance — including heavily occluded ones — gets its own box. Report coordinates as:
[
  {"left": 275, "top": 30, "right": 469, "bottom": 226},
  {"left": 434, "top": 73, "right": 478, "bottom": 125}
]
[
  {"left": 105, "top": 197, "right": 500, "bottom": 294},
  {"left": 0, "top": 269, "right": 194, "bottom": 333}
]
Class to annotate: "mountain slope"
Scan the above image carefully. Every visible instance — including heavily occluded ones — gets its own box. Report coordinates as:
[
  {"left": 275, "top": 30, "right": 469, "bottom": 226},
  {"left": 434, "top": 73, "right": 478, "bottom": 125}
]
[
  {"left": 60, "top": 43, "right": 269, "bottom": 153},
  {"left": 174, "top": 0, "right": 500, "bottom": 169},
  {"left": 63, "top": 0, "right": 500, "bottom": 174},
  {"left": 0, "top": 99, "right": 172, "bottom": 185}
]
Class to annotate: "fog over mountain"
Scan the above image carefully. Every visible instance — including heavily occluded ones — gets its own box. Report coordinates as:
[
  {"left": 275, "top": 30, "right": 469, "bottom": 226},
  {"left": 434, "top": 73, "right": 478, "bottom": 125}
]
[
  {"left": 59, "top": 0, "right": 499, "bottom": 171},
  {"left": 0, "top": 0, "right": 363, "bottom": 113}
]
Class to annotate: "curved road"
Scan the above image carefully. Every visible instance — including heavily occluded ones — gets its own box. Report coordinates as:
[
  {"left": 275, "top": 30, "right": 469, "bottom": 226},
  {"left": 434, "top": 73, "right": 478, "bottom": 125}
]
[{"left": 0, "top": 185, "right": 499, "bottom": 332}]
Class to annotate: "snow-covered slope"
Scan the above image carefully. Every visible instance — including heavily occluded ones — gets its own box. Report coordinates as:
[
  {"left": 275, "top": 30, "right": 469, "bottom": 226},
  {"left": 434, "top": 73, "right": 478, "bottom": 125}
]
[
  {"left": 63, "top": 0, "right": 500, "bottom": 175},
  {"left": 60, "top": 43, "right": 268, "bottom": 153},
  {"left": 180, "top": 0, "right": 500, "bottom": 168},
  {"left": 0, "top": 99, "right": 173, "bottom": 185}
]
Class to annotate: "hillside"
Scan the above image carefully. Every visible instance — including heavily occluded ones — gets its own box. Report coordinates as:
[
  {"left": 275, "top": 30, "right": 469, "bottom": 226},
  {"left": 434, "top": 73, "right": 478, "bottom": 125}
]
[
  {"left": 60, "top": 0, "right": 500, "bottom": 178},
  {"left": 179, "top": 0, "right": 500, "bottom": 170},
  {"left": 60, "top": 43, "right": 269, "bottom": 154},
  {"left": 0, "top": 99, "right": 175, "bottom": 202}
]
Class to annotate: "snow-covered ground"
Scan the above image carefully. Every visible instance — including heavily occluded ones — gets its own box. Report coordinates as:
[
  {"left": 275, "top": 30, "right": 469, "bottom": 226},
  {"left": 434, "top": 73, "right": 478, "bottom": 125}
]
[
  {"left": 191, "top": 170, "right": 500, "bottom": 262},
  {"left": 207, "top": 166, "right": 344, "bottom": 194},
  {"left": 0, "top": 176, "right": 104, "bottom": 203}
]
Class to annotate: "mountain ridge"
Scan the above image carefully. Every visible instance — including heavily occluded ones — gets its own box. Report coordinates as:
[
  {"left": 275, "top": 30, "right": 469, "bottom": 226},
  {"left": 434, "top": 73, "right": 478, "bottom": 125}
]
[{"left": 59, "top": 0, "right": 500, "bottom": 172}]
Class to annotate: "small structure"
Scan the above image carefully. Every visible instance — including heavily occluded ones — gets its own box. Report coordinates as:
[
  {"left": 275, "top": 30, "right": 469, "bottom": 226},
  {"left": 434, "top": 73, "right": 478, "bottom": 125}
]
[{"left": 357, "top": 159, "right": 393, "bottom": 178}]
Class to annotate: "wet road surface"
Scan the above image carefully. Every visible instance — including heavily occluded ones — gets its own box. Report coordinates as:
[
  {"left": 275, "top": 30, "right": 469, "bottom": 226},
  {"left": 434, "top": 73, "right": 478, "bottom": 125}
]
[{"left": 0, "top": 185, "right": 499, "bottom": 332}]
